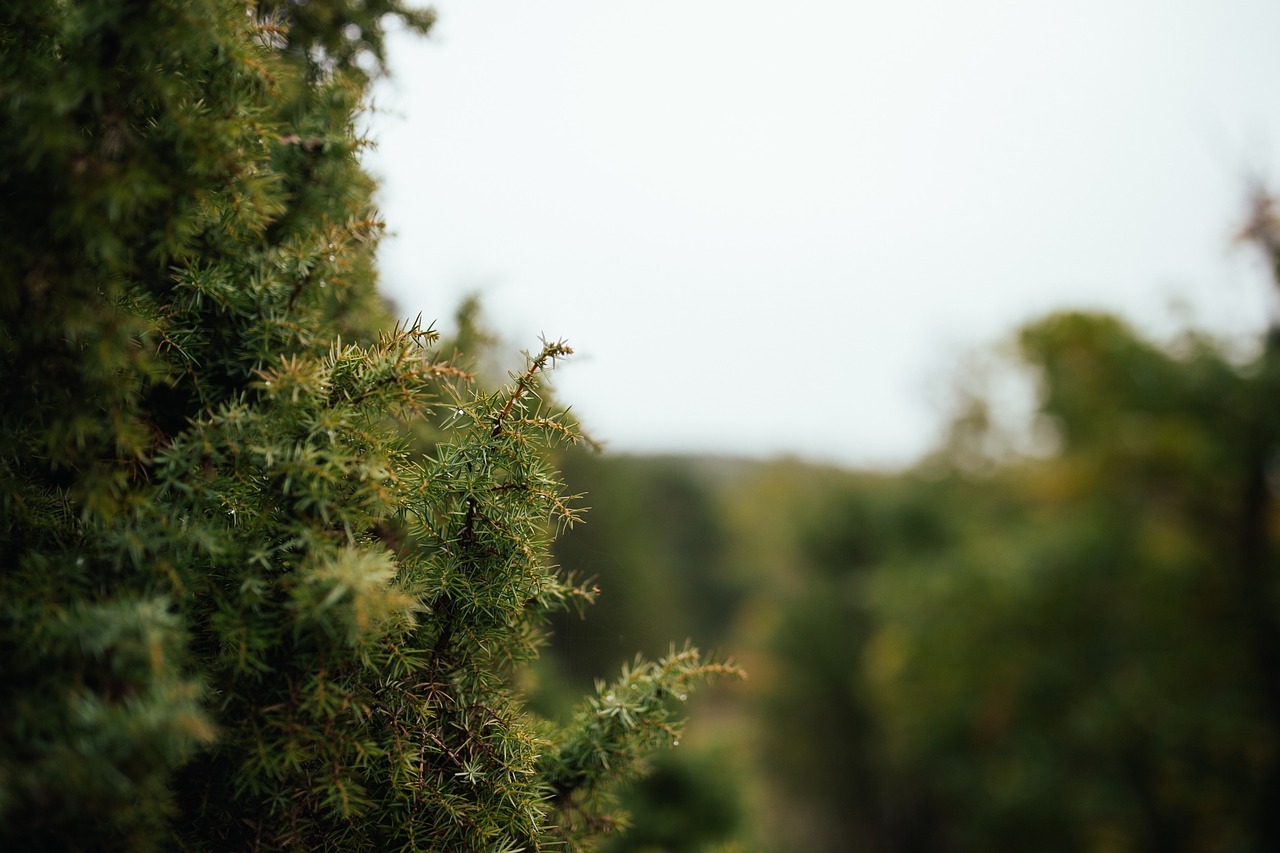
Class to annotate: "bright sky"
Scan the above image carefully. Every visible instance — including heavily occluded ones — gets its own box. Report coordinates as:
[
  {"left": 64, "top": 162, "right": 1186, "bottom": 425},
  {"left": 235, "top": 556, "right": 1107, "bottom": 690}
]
[{"left": 367, "top": 0, "right": 1280, "bottom": 469}]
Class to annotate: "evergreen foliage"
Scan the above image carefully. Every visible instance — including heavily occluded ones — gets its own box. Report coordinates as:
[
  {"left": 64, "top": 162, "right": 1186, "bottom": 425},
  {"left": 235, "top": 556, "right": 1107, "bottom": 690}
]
[{"left": 0, "top": 3, "right": 738, "bottom": 850}]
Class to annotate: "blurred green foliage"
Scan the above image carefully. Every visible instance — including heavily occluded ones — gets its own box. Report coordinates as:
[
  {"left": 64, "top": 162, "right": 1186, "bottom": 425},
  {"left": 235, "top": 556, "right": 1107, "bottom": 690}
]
[
  {"left": 539, "top": 294, "right": 1280, "bottom": 851},
  {"left": 548, "top": 455, "right": 744, "bottom": 685}
]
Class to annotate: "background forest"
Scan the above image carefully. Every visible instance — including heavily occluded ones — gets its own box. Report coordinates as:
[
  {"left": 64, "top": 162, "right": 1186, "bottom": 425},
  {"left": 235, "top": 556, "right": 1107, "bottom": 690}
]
[{"left": 516, "top": 215, "right": 1280, "bottom": 851}]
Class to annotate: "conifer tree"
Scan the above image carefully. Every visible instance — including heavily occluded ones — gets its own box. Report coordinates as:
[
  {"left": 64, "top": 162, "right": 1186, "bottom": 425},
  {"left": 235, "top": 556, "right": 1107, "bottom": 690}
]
[{"left": 0, "top": 3, "right": 739, "bottom": 850}]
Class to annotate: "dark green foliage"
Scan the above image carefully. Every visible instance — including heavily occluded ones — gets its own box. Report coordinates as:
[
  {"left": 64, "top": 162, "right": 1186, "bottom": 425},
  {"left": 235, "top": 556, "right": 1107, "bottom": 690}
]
[
  {"left": 600, "top": 744, "right": 746, "bottom": 853},
  {"left": 550, "top": 454, "right": 744, "bottom": 686},
  {"left": 0, "top": 3, "right": 738, "bottom": 850},
  {"left": 762, "top": 482, "right": 955, "bottom": 853}
]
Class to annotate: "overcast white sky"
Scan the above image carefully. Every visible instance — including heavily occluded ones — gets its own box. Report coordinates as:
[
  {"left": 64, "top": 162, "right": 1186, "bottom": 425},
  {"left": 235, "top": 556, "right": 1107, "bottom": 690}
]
[{"left": 366, "top": 0, "right": 1280, "bottom": 469}]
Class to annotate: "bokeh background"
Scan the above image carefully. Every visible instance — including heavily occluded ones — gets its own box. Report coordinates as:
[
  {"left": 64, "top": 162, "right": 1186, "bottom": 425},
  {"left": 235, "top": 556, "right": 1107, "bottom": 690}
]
[{"left": 367, "top": 3, "right": 1280, "bottom": 850}]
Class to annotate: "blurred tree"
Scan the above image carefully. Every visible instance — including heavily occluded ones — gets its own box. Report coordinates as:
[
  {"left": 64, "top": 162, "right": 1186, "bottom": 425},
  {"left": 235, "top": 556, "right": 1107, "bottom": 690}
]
[
  {"left": 0, "top": 2, "right": 737, "bottom": 850},
  {"left": 600, "top": 743, "right": 748, "bottom": 853},
  {"left": 862, "top": 304, "right": 1280, "bottom": 851},
  {"left": 550, "top": 454, "right": 743, "bottom": 686},
  {"left": 753, "top": 200, "right": 1280, "bottom": 851},
  {"left": 761, "top": 479, "right": 954, "bottom": 853}
]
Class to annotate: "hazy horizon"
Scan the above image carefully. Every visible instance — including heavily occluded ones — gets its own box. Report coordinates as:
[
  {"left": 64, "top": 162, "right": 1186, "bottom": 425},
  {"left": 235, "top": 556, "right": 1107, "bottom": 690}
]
[{"left": 367, "top": 0, "right": 1280, "bottom": 469}]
